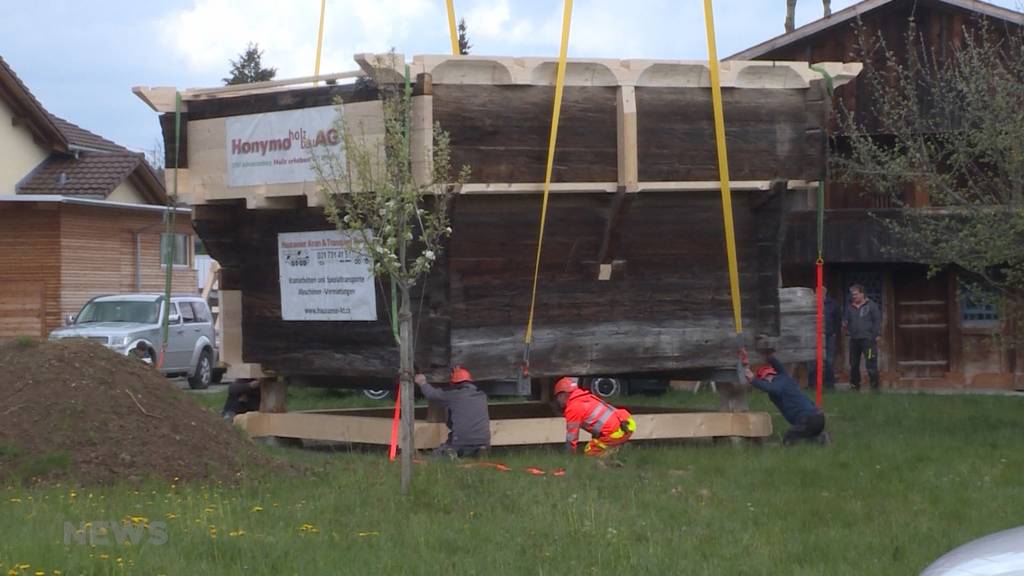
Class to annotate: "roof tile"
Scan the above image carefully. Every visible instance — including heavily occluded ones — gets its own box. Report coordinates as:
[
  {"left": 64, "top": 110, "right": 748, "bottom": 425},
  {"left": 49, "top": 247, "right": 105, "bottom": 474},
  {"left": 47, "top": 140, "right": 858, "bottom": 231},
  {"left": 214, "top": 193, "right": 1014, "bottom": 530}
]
[{"left": 17, "top": 153, "right": 143, "bottom": 198}]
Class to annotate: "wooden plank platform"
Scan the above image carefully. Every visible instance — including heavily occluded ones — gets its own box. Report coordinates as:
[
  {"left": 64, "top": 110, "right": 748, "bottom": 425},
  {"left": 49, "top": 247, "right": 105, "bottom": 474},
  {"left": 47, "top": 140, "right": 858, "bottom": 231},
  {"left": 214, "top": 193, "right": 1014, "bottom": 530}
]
[{"left": 233, "top": 403, "right": 773, "bottom": 448}]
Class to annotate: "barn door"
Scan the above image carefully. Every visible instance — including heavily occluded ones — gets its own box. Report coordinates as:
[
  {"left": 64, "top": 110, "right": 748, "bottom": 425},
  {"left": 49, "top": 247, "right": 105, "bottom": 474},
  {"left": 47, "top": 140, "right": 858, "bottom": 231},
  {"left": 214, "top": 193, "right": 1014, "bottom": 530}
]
[
  {"left": 893, "top": 269, "right": 949, "bottom": 378},
  {"left": 0, "top": 281, "right": 45, "bottom": 339}
]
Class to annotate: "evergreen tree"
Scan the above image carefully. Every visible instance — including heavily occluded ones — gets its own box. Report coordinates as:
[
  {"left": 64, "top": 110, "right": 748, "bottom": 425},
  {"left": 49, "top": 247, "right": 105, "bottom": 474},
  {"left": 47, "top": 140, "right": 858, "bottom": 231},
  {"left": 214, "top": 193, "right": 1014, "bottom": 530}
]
[
  {"left": 223, "top": 42, "right": 277, "bottom": 85},
  {"left": 458, "top": 18, "right": 472, "bottom": 55}
]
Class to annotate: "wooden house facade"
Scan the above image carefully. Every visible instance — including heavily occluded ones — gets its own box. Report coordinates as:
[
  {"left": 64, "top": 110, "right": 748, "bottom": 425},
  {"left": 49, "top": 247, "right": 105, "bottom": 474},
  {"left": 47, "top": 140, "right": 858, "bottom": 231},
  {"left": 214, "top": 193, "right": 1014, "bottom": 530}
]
[
  {"left": 731, "top": 0, "right": 1024, "bottom": 389},
  {"left": 137, "top": 54, "right": 861, "bottom": 387}
]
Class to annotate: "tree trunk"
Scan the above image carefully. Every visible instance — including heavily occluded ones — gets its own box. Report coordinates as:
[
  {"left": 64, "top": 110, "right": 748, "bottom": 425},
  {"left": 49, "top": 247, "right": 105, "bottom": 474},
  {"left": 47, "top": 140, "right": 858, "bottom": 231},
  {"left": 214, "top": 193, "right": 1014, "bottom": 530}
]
[
  {"left": 398, "top": 283, "right": 415, "bottom": 495},
  {"left": 785, "top": 0, "right": 797, "bottom": 33}
]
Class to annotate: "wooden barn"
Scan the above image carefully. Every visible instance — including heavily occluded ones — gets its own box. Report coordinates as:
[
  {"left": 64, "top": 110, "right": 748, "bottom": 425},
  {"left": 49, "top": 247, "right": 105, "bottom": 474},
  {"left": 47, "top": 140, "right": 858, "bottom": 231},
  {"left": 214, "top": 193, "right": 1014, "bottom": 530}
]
[
  {"left": 136, "top": 54, "right": 861, "bottom": 398},
  {"left": 0, "top": 56, "right": 194, "bottom": 340},
  {"left": 731, "top": 0, "right": 1024, "bottom": 389}
]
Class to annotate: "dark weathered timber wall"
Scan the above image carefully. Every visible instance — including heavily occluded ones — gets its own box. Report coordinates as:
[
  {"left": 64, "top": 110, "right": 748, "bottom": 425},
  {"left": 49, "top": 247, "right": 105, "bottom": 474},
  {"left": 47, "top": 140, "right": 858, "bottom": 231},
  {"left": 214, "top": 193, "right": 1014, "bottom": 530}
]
[
  {"left": 752, "top": 1, "right": 1020, "bottom": 133},
  {"left": 195, "top": 205, "right": 450, "bottom": 381},
  {"left": 433, "top": 84, "right": 823, "bottom": 184},
  {"left": 782, "top": 209, "right": 902, "bottom": 264},
  {"left": 446, "top": 191, "right": 778, "bottom": 380},
  {"left": 747, "top": 0, "right": 1022, "bottom": 211},
  {"left": 195, "top": 189, "right": 793, "bottom": 381},
  {"left": 636, "top": 88, "right": 819, "bottom": 182},
  {"left": 433, "top": 85, "right": 619, "bottom": 183}
]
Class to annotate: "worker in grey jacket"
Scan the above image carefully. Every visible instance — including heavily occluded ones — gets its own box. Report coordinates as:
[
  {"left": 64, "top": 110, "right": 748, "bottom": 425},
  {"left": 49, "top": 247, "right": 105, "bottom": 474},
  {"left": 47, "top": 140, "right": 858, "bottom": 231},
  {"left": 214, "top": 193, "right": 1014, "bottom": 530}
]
[
  {"left": 844, "top": 284, "right": 882, "bottom": 391},
  {"left": 414, "top": 366, "right": 491, "bottom": 458}
]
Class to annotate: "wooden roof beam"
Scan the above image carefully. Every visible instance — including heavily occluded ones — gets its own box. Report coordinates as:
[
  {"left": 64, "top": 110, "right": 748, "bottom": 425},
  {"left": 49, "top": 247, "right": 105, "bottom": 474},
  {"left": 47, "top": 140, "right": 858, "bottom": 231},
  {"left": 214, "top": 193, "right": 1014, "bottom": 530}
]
[{"left": 456, "top": 181, "right": 817, "bottom": 195}]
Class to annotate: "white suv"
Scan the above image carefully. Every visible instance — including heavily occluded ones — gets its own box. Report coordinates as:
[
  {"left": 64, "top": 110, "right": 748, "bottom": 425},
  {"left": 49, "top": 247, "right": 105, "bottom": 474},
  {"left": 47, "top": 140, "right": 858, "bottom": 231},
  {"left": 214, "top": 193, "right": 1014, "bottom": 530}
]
[{"left": 49, "top": 294, "right": 221, "bottom": 389}]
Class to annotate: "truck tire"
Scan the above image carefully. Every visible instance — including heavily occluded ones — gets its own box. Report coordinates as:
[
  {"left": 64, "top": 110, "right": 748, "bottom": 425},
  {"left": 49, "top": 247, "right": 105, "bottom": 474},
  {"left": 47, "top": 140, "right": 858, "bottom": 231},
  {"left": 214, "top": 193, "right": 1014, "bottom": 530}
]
[{"left": 188, "top": 348, "right": 213, "bottom": 390}]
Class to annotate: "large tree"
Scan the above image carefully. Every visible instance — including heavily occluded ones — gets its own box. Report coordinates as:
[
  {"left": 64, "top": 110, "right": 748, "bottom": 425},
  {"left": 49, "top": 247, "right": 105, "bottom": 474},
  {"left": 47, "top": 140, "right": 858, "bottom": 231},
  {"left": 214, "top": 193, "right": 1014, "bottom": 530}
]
[
  {"left": 834, "top": 22, "right": 1024, "bottom": 334},
  {"left": 311, "top": 55, "right": 469, "bottom": 494},
  {"left": 223, "top": 42, "right": 277, "bottom": 85}
]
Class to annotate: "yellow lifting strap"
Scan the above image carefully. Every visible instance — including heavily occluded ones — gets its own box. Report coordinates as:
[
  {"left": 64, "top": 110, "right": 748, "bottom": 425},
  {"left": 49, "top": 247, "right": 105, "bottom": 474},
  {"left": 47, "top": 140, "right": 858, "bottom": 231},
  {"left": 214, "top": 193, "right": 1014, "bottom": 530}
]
[
  {"left": 524, "top": 0, "right": 574, "bottom": 358},
  {"left": 703, "top": 0, "right": 744, "bottom": 336},
  {"left": 313, "top": 0, "right": 327, "bottom": 85},
  {"left": 445, "top": 0, "right": 460, "bottom": 56}
]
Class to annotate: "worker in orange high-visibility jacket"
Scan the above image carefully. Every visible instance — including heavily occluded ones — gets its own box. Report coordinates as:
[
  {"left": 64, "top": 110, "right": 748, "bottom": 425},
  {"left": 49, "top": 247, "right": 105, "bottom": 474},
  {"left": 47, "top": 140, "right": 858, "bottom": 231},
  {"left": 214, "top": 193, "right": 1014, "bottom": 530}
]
[{"left": 554, "top": 377, "right": 637, "bottom": 456}]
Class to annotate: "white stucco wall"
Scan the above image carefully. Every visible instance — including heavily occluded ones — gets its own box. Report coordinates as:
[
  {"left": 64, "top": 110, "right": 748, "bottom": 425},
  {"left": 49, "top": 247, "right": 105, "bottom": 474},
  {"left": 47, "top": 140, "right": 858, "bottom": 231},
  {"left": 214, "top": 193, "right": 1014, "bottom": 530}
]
[
  {"left": 106, "top": 179, "right": 146, "bottom": 204},
  {"left": 0, "top": 98, "right": 49, "bottom": 193}
]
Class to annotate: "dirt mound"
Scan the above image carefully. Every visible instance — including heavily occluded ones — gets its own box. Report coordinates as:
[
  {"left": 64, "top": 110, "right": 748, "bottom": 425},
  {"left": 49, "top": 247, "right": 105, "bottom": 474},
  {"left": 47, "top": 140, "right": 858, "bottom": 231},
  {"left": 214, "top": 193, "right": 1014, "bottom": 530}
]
[{"left": 0, "top": 338, "right": 273, "bottom": 485}]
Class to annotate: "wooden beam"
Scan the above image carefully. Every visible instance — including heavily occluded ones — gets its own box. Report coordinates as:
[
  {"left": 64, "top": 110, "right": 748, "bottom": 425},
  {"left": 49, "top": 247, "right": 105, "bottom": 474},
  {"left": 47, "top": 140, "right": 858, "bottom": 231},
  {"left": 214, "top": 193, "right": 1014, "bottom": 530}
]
[
  {"left": 596, "top": 186, "right": 633, "bottom": 277},
  {"left": 133, "top": 86, "right": 185, "bottom": 113},
  {"left": 259, "top": 377, "right": 287, "bottom": 413},
  {"left": 456, "top": 180, "right": 817, "bottom": 195},
  {"left": 616, "top": 86, "right": 639, "bottom": 192},
  {"left": 182, "top": 70, "right": 363, "bottom": 101},
  {"left": 234, "top": 410, "right": 773, "bottom": 446},
  {"left": 411, "top": 73, "right": 434, "bottom": 187},
  {"left": 220, "top": 289, "right": 264, "bottom": 380},
  {"left": 201, "top": 260, "right": 220, "bottom": 301}
]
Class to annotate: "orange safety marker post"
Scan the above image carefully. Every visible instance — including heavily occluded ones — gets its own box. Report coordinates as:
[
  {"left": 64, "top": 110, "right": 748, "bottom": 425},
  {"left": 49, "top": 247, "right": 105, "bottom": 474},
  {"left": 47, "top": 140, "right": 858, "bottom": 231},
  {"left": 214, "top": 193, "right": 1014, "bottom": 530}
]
[{"left": 387, "top": 381, "right": 399, "bottom": 461}]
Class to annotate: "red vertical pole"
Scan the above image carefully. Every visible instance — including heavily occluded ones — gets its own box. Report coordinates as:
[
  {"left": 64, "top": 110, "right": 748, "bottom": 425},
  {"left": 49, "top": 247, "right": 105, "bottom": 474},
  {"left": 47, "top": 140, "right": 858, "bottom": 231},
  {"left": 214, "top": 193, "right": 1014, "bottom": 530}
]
[{"left": 816, "top": 259, "right": 824, "bottom": 407}]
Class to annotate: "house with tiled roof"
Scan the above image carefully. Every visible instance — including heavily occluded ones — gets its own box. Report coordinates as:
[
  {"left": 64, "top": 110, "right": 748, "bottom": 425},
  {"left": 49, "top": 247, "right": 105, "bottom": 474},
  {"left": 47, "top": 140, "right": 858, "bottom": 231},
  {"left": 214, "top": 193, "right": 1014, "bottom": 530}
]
[{"left": 0, "top": 55, "right": 195, "bottom": 338}]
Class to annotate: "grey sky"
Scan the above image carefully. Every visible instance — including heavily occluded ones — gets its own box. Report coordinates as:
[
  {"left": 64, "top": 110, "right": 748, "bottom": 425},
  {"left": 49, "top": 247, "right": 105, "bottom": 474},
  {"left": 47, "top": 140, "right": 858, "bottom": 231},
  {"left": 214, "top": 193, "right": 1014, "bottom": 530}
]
[{"left": 1, "top": 0, "right": 1019, "bottom": 157}]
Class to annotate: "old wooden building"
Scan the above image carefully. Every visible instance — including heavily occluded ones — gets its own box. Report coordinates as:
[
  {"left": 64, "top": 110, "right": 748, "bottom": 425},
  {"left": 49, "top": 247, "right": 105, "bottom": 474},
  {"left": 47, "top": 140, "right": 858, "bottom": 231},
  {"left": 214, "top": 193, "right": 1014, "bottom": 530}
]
[
  {"left": 0, "top": 56, "right": 194, "bottom": 340},
  {"left": 731, "top": 0, "right": 1024, "bottom": 388},
  {"left": 136, "top": 54, "right": 860, "bottom": 388}
]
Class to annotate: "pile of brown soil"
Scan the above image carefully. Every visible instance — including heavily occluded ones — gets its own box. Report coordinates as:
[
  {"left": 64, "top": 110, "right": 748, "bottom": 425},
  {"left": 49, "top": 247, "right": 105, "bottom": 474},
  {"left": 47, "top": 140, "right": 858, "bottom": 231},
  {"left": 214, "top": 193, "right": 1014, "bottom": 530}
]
[{"left": 0, "top": 338, "right": 273, "bottom": 485}]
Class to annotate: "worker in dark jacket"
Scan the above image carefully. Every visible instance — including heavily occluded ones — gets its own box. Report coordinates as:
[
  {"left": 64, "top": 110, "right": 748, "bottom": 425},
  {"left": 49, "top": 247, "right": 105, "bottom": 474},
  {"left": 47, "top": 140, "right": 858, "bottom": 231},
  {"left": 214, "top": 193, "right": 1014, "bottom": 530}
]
[
  {"left": 808, "top": 286, "right": 843, "bottom": 390},
  {"left": 221, "top": 379, "right": 260, "bottom": 420},
  {"left": 414, "top": 366, "right": 491, "bottom": 458},
  {"left": 743, "top": 353, "right": 827, "bottom": 445},
  {"left": 844, "top": 283, "right": 882, "bottom": 391}
]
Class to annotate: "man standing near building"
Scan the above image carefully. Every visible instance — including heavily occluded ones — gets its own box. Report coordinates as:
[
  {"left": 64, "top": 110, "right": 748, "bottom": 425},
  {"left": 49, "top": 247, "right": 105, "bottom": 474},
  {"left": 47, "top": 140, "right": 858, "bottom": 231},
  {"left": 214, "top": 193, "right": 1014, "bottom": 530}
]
[
  {"left": 844, "top": 284, "right": 882, "bottom": 391},
  {"left": 808, "top": 286, "right": 842, "bottom": 390}
]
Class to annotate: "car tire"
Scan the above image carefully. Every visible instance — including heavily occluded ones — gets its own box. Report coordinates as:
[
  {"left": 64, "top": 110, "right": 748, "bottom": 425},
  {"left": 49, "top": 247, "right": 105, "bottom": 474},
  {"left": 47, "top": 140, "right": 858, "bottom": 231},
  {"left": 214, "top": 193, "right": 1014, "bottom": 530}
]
[
  {"left": 188, "top": 348, "right": 212, "bottom": 390},
  {"left": 362, "top": 388, "right": 393, "bottom": 401},
  {"left": 591, "top": 377, "right": 623, "bottom": 398}
]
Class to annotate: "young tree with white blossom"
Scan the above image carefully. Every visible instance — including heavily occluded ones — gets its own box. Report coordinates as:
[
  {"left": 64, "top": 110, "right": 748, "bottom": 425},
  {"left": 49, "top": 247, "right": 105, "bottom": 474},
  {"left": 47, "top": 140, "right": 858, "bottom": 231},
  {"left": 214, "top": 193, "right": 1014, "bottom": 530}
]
[{"left": 311, "top": 55, "right": 469, "bottom": 494}]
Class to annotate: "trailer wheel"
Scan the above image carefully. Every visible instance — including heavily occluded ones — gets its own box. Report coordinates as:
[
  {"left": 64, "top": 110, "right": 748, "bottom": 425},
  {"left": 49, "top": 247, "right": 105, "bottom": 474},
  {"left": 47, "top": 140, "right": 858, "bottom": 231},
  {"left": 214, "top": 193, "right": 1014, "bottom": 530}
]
[{"left": 591, "top": 377, "right": 623, "bottom": 398}]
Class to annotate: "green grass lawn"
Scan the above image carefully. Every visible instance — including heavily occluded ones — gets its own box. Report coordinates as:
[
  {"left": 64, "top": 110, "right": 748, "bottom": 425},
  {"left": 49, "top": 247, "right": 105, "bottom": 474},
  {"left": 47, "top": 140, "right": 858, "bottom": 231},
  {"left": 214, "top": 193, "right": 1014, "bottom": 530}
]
[{"left": 4, "top": 390, "right": 1024, "bottom": 575}]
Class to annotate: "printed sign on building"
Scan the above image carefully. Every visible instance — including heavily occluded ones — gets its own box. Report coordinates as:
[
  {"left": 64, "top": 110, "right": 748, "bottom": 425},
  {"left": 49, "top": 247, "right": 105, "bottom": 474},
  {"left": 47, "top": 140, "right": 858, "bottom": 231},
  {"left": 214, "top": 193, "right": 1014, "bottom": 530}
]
[
  {"left": 278, "top": 230, "right": 376, "bottom": 321},
  {"left": 226, "top": 105, "right": 342, "bottom": 187}
]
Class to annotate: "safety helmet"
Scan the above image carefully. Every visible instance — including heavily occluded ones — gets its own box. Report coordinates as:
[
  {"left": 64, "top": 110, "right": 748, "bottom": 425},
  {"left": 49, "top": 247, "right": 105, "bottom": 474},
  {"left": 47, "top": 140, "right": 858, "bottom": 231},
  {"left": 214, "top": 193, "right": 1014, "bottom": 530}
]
[
  {"left": 755, "top": 364, "right": 778, "bottom": 380},
  {"left": 553, "top": 376, "right": 579, "bottom": 396},
  {"left": 450, "top": 365, "right": 473, "bottom": 384}
]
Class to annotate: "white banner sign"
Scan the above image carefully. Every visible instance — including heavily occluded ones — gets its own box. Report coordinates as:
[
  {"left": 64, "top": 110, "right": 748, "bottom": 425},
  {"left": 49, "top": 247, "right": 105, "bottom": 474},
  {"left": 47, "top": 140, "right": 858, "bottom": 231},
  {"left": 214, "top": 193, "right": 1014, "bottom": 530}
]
[
  {"left": 226, "top": 105, "right": 342, "bottom": 187},
  {"left": 278, "top": 230, "right": 376, "bottom": 321}
]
